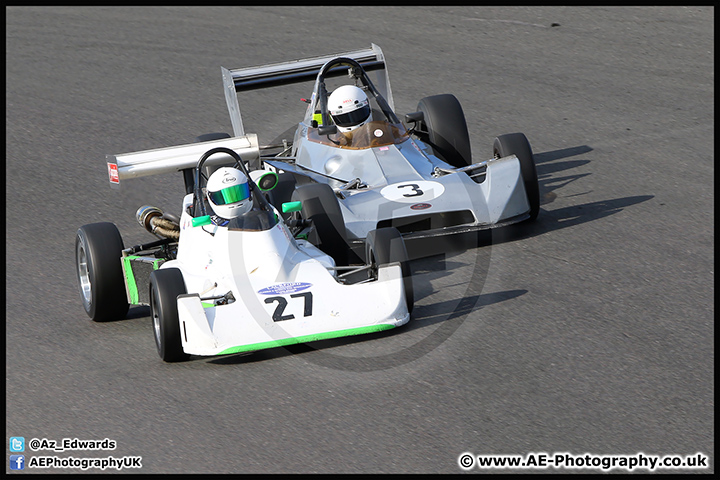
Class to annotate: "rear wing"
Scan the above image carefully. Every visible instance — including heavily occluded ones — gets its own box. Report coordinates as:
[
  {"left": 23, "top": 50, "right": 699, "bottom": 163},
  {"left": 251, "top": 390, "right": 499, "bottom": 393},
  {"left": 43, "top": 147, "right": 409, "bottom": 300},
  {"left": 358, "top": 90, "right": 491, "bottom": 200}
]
[
  {"left": 221, "top": 44, "right": 394, "bottom": 137},
  {"left": 106, "top": 134, "right": 259, "bottom": 187}
]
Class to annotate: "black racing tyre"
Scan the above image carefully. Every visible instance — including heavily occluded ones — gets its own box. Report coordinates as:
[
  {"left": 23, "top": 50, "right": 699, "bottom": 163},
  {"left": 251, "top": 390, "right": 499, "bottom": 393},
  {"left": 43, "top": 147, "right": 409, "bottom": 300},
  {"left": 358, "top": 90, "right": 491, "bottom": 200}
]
[
  {"left": 149, "top": 268, "right": 189, "bottom": 362},
  {"left": 75, "top": 222, "right": 130, "bottom": 322},
  {"left": 291, "top": 183, "right": 349, "bottom": 266},
  {"left": 366, "top": 227, "right": 414, "bottom": 314},
  {"left": 417, "top": 94, "right": 472, "bottom": 168},
  {"left": 493, "top": 132, "right": 540, "bottom": 222},
  {"left": 267, "top": 172, "right": 297, "bottom": 219}
]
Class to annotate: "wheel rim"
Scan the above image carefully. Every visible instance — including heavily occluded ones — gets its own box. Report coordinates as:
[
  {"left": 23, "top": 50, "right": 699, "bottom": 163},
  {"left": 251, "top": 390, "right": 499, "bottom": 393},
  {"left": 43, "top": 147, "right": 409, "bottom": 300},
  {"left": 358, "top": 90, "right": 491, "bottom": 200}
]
[
  {"left": 77, "top": 241, "right": 92, "bottom": 308},
  {"left": 150, "top": 289, "right": 162, "bottom": 349},
  {"left": 368, "top": 250, "right": 379, "bottom": 282}
]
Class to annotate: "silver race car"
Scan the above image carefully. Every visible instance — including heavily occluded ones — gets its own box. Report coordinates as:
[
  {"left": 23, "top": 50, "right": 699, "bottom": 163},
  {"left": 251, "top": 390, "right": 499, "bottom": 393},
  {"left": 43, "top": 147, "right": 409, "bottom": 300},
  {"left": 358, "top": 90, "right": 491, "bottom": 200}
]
[{"left": 222, "top": 44, "right": 540, "bottom": 260}]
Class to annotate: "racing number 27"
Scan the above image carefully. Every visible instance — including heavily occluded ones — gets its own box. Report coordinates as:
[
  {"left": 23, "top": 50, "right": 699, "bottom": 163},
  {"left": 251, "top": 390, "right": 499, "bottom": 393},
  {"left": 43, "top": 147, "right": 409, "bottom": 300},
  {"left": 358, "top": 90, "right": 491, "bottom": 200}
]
[{"left": 264, "top": 292, "right": 313, "bottom": 322}]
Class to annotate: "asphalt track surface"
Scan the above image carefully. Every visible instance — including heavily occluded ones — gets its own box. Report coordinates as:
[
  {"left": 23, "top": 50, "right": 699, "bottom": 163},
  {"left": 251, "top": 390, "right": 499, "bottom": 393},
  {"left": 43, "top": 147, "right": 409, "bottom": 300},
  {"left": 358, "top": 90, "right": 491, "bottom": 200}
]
[{"left": 6, "top": 6, "right": 713, "bottom": 474}]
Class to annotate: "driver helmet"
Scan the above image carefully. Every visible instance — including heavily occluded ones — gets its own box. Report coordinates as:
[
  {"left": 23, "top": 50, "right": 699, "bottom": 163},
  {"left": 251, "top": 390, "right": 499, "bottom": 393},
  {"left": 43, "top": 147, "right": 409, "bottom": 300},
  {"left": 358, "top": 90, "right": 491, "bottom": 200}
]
[
  {"left": 328, "top": 85, "right": 371, "bottom": 132},
  {"left": 206, "top": 167, "right": 252, "bottom": 219}
]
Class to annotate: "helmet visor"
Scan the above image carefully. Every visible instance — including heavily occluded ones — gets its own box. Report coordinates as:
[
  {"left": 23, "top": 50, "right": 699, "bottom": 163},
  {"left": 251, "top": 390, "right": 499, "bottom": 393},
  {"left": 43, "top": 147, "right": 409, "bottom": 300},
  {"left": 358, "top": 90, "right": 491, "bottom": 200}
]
[
  {"left": 208, "top": 182, "right": 250, "bottom": 206},
  {"left": 331, "top": 104, "right": 371, "bottom": 128}
]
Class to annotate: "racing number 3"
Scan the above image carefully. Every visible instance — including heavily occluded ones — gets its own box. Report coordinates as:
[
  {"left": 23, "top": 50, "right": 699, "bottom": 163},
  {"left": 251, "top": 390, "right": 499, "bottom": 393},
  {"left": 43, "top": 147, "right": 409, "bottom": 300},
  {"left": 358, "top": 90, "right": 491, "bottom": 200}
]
[
  {"left": 264, "top": 292, "right": 313, "bottom": 322},
  {"left": 398, "top": 184, "right": 424, "bottom": 197}
]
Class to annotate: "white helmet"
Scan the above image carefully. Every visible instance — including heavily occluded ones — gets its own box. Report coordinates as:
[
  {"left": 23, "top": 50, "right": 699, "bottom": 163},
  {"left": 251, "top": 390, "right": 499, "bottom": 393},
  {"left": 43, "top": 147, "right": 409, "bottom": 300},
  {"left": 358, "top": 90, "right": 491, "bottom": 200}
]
[
  {"left": 328, "top": 85, "right": 371, "bottom": 132},
  {"left": 206, "top": 167, "right": 252, "bottom": 219}
]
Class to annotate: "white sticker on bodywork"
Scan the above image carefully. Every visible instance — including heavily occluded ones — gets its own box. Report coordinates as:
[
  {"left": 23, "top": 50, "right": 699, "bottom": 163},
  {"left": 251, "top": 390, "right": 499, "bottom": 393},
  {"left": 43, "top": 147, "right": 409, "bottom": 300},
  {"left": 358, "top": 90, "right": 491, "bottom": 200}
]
[
  {"left": 380, "top": 181, "right": 445, "bottom": 203},
  {"left": 257, "top": 282, "right": 313, "bottom": 295}
]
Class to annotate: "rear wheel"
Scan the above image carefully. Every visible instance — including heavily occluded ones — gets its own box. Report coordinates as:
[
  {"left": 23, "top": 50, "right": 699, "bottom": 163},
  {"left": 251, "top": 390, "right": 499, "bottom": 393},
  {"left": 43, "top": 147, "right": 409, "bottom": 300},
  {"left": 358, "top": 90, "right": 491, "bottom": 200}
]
[
  {"left": 366, "top": 227, "right": 414, "bottom": 314},
  {"left": 493, "top": 132, "right": 540, "bottom": 222},
  {"left": 417, "top": 94, "right": 472, "bottom": 168},
  {"left": 149, "top": 268, "right": 189, "bottom": 362},
  {"left": 75, "top": 222, "right": 129, "bottom": 322},
  {"left": 291, "top": 183, "right": 349, "bottom": 266}
]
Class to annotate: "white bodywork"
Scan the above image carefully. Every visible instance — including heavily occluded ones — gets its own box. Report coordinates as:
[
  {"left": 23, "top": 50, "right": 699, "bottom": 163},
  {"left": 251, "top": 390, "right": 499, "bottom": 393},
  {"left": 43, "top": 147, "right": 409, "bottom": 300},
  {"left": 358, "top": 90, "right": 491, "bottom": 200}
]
[
  {"left": 167, "top": 194, "right": 408, "bottom": 356},
  {"left": 107, "top": 133, "right": 410, "bottom": 356}
]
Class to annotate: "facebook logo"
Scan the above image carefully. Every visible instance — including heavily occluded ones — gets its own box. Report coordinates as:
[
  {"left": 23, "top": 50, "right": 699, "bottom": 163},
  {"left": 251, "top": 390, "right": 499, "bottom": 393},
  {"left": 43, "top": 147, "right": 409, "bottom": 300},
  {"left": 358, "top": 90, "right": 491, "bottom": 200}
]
[
  {"left": 9, "top": 455, "right": 25, "bottom": 470},
  {"left": 10, "top": 437, "right": 25, "bottom": 452}
]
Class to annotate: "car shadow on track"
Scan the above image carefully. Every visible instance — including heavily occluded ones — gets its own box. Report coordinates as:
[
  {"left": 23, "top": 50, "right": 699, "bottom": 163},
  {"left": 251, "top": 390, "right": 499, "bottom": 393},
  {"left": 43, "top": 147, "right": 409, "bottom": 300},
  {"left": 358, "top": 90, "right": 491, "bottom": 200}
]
[
  {"left": 488, "top": 144, "right": 653, "bottom": 246},
  {"left": 490, "top": 194, "right": 655, "bottom": 247}
]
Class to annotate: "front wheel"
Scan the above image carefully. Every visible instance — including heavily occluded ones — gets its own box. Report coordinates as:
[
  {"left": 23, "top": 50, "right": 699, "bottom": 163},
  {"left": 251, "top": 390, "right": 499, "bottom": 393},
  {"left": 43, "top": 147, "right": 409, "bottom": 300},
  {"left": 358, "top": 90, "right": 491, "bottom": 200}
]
[
  {"left": 366, "top": 227, "right": 414, "bottom": 314},
  {"left": 493, "top": 132, "right": 540, "bottom": 222},
  {"left": 149, "top": 268, "right": 189, "bottom": 362},
  {"left": 75, "top": 222, "right": 129, "bottom": 322}
]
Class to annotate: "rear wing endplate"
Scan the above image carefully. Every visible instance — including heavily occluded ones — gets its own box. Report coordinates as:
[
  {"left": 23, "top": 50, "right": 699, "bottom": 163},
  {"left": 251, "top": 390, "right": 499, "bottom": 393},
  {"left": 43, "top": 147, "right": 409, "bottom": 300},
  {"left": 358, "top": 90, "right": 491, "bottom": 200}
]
[
  {"left": 106, "top": 134, "right": 259, "bottom": 187},
  {"left": 221, "top": 44, "right": 394, "bottom": 137}
]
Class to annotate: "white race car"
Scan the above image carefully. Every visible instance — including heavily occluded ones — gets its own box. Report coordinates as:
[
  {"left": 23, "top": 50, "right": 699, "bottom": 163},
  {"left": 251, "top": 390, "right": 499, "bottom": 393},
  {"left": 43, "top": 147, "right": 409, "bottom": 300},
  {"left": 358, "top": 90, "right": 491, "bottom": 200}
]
[
  {"left": 76, "top": 141, "right": 413, "bottom": 362},
  {"left": 221, "top": 44, "right": 540, "bottom": 259}
]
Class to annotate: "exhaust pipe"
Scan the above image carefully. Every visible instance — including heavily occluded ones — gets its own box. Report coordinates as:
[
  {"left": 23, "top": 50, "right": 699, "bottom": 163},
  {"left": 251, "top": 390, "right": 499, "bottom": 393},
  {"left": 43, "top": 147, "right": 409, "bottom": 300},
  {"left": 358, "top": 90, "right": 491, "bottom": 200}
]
[{"left": 136, "top": 206, "right": 180, "bottom": 240}]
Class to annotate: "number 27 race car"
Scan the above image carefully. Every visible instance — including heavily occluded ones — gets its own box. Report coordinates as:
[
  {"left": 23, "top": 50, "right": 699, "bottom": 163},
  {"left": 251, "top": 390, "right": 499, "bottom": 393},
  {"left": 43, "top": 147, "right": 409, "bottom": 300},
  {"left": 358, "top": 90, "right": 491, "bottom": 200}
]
[{"left": 76, "top": 140, "right": 413, "bottom": 362}]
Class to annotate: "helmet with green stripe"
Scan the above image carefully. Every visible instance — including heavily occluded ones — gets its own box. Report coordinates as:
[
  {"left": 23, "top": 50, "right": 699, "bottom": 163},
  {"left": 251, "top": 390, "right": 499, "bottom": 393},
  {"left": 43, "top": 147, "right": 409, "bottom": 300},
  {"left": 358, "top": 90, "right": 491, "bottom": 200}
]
[{"left": 206, "top": 167, "right": 252, "bottom": 219}]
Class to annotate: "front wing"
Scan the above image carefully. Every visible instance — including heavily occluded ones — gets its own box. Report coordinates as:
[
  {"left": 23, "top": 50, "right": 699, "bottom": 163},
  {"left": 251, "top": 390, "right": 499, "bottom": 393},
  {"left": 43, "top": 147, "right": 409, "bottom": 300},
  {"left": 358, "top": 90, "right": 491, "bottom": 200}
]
[
  {"left": 318, "top": 153, "right": 531, "bottom": 240},
  {"left": 177, "top": 263, "right": 409, "bottom": 356}
]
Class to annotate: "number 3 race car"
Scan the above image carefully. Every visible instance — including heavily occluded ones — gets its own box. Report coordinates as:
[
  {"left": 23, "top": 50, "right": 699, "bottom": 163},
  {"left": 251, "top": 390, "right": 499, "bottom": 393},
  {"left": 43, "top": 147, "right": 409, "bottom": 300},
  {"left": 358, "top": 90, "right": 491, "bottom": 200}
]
[
  {"left": 76, "top": 140, "right": 413, "bottom": 362},
  {"left": 221, "top": 44, "right": 540, "bottom": 259}
]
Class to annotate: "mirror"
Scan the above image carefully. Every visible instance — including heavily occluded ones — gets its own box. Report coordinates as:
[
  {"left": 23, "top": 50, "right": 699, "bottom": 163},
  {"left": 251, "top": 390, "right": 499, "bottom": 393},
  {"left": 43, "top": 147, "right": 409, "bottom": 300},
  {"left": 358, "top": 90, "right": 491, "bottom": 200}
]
[
  {"left": 255, "top": 171, "right": 278, "bottom": 191},
  {"left": 318, "top": 125, "right": 338, "bottom": 136},
  {"left": 191, "top": 215, "right": 212, "bottom": 227},
  {"left": 405, "top": 111, "right": 424, "bottom": 123},
  {"left": 282, "top": 201, "right": 303, "bottom": 214}
]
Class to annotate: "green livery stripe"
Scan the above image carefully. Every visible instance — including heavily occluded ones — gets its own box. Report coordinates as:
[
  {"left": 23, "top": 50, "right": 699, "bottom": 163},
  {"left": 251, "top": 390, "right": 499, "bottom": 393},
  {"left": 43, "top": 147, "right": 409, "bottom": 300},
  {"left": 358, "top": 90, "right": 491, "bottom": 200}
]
[
  {"left": 122, "top": 256, "right": 162, "bottom": 305},
  {"left": 218, "top": 324, "right": 396, "bottom": 355},
  {"left": 122, "top": 257, "right": 139, "bottom": 305}
]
